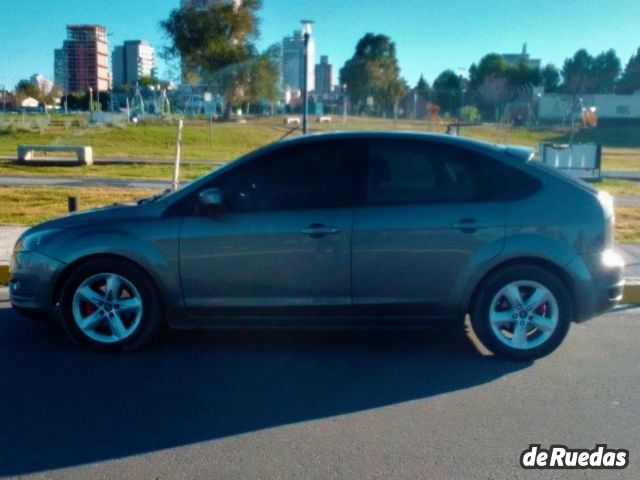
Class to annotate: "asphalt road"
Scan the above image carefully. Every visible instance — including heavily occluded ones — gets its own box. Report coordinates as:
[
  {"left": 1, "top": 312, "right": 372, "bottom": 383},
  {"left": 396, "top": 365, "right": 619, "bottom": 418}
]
[{"left": 0, "top": 293, "right": 638, "bottom": 480}]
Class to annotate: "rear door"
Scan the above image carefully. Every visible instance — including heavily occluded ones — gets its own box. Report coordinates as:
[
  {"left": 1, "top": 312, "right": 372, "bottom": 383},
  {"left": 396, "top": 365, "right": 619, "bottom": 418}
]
[{"left": 352, "top": 138, "right": 506, "bottom": 316}]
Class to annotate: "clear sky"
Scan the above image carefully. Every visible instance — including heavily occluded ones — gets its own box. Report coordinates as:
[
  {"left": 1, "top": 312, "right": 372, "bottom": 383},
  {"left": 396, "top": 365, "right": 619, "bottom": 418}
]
[{"left": 0, "top": 0, "right": 638, "bottom": 90}]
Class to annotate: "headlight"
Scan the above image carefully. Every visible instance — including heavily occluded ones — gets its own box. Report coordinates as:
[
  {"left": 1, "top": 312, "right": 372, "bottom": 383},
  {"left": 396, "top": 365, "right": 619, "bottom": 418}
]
[
  {"left": 14, "top": 229, "right": 61, "bottom": 253},
  {"left": 602, "top": 249, "right": 624, "bottom": 269}
]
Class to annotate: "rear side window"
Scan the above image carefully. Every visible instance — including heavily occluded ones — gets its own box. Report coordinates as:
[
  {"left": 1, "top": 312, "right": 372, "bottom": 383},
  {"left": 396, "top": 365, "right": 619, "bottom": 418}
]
[{"left": 365, "top": 139, "right": 540, "bottom": 204}]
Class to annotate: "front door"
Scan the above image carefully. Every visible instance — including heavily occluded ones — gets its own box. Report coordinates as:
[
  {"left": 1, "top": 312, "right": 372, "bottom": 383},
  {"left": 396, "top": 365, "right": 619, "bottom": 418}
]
[{"left": 179, "top": 140, "right": 357, "bottom": 317}]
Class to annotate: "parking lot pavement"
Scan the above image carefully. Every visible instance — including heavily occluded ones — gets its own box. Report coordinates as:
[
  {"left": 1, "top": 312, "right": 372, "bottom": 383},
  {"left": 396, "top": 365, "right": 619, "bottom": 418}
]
[{"left": 0, "top": 299, "right": 638, "bottom": 479}]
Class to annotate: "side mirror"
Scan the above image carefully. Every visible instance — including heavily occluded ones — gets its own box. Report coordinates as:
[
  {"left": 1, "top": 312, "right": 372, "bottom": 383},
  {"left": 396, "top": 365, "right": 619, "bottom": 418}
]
[{"left": 197, "top": 188, "right": 224, "bottom": 214}]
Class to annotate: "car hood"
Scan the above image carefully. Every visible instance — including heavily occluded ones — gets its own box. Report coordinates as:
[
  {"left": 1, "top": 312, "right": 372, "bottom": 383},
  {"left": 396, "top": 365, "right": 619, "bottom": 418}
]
[{"left": 27, "top": 201, "right": 162, "bottom": 233}]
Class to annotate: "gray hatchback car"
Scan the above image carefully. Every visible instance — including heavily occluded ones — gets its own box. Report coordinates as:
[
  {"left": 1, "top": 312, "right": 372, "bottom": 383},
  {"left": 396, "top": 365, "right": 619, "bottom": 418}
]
[{"left": 10, "top": 132, "right": 625, "bottom": 359}]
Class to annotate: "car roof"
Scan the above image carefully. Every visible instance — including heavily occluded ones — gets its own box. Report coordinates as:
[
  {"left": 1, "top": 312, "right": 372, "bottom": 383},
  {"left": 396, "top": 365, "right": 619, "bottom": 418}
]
[{"left": 274, "top": 130, "right": 507, "bottom": 154}]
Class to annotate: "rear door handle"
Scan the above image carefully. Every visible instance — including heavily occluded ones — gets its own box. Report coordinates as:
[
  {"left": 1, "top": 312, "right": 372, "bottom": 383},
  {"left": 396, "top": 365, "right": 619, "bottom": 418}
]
[{"left": 301, "top": 223, "right": 340, "bottom": 238}]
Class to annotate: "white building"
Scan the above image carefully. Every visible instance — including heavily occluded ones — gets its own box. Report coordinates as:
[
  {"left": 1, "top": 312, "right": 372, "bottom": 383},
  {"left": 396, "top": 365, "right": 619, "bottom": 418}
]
[
  {"left": 282, "top": 28, "right": 315, "bottom": 92},
  {"left": 112, "top": 40, "right": 156, "bottom": 88},
  {"left": 539, "top": 93, "right": 640, "bottom": 120}
]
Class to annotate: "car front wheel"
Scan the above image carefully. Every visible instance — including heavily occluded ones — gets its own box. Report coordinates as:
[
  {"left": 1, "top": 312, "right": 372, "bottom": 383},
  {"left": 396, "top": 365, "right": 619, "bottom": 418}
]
[
  {"left": 60, "top": 259, "right": 162, "bottom": 351},
  {"left": 471, "top": 265, "right": 572, "bottom": 360}
]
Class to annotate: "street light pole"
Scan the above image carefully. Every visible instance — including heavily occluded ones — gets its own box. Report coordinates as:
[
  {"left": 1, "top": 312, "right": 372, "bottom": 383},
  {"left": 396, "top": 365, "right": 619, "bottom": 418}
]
[{"left": 301, "top": 20, "right": 314, "bottom": 135}]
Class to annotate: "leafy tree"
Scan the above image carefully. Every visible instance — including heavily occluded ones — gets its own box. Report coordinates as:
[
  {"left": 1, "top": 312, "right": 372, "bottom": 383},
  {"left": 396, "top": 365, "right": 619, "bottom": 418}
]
[
  {"left": 416, "top": 75, "right": 430, "bottom": 100},
  {"left": 244, "top": 43, "right": 280, "bottom": 106},
  {"left": 161, "top": 0, "right": 276, "bottom": 118},
  {"left": 468, "top": 54, "right": 509, "bottom": 90},
  {"left": 617, "top": 47, "right": 640, "bottom": 93},
  {"left": 541, "top": 64, "right": 560, "bottom": 92},
  {"left": 508, "top": 58, "right": 541, "bottom": 89},
  {"left": 339, "top": 33, "right": 406, "bottom": 116},
  {"left": 14, "top": 80, "right": 40, "bottom": 103},
  {"left": 561, "top": 48, "right": 621, "bottom": 94},
  {"left": 432, "top": 69, "right": 461, "bottom": 115}
]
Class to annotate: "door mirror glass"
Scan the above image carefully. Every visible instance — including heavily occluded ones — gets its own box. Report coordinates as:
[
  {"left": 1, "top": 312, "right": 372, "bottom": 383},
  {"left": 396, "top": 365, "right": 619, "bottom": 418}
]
[{"left": 197, "top": 188, "right": 224, "bottom": 214}]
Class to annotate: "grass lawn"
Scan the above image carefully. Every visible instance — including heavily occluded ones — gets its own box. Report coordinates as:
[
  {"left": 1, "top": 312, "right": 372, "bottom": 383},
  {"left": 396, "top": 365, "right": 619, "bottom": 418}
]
[
  {"left": 1, "top": 115, "right": 638, "bottom": 169},
  {"left": 616, "top": 207, "right": 640, "bottom": 243},
  {"left": 0, "top": 186, "right": 161, "bottom": 225}
]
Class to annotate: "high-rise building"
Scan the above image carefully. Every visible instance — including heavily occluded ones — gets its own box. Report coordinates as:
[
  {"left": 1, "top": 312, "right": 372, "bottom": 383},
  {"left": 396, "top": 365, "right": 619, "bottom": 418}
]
[
  {"left": 282, "top": 28, "right": 315, "bottom": 92},
  {"left": 315, "top": 55, "right": 332, "bottom": 94},
  {"left": 54, "top": 25, "right": 110, "bottom": 92},
  {"left": 112, "top": 41, "right": 156, "bottom": 88}
]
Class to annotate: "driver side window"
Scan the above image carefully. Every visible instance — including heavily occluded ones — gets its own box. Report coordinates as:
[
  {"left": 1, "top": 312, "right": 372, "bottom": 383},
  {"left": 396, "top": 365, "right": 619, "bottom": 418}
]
[{"left": 211, "top": 142, "right": 352, "bottom": 212}]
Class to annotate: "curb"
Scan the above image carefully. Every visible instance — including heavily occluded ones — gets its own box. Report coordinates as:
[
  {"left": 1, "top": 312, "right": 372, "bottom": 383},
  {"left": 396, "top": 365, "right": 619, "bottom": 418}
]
[{"left": 0, "top": 263, "right": 638, "bottom": 304}]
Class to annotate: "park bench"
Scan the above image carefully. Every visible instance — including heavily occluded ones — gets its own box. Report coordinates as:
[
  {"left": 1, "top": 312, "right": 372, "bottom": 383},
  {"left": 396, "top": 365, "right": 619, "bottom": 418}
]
[
  {"left": 17, "top": 145, "right": 93, "bottom": 165},
  {"left": 284, "top": 116, "right": 301, "bottom": 126}
]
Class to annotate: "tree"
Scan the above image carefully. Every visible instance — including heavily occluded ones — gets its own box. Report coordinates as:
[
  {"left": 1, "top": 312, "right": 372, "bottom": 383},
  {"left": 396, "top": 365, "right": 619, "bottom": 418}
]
[
  {"left": 339, "top": 33, "right": 406, "bottom": 116},
  {"left": 561, "top": 48, "right": 621, "bottom": 94},
  {"left": 14, "top": 79, "right": 40, "bottom": 103},
  {"left": 617, "top": 47, "right": 640, "bottom": 94},
  {"left": 468, "top": 54, "right": 509, "bottom": 90},
  {"left": 416, "top": 75, "right": 430, "bottom": 100},
  {"left": 508, "top": 58, "right": 541, "bottom": 90},
  {"left": 161, "top": 0, "right": 276, "bottom": 118},
  {"left": 541, "top": 64, "right": 560, "bottom": 92},
  {"left": 432, "top": 70, "right": 461, "bottom": 115}
]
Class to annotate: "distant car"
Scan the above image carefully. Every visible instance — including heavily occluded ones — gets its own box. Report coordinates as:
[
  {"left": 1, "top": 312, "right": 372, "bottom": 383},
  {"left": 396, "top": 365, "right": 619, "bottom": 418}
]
[{"left": 9, "top": 132, "right": 624, "bottom": 359}]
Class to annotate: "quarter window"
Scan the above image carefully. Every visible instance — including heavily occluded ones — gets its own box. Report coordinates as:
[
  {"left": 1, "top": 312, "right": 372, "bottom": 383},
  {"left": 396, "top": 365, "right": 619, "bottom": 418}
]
[{"left": 365, "top": 139, "right": 540, "bottom": 204}]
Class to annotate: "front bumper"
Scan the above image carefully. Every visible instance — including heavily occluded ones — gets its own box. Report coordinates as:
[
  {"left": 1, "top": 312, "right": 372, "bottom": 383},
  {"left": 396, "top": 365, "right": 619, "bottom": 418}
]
[
  {"left": 9, "top": 251, "right": 66, "bottom": 311},
  {"left": 568, "top": 249, "right": 625, "bottom": 322}
]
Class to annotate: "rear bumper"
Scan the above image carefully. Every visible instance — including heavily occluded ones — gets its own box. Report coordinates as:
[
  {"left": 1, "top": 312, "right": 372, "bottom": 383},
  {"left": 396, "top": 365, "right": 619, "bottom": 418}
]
[{"left": 568, "top": 249, "right": 625, "bottom": 322}]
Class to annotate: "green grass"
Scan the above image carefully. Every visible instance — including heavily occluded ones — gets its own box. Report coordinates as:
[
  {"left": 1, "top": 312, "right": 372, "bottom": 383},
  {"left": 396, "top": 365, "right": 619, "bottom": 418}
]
[
  {"left": 0, "top": 116, "right": 638, "bottom": 178},
  {"left": 0, "top": 159, "right": 218, "bottom": 181},
  {"left": 596, "top": 179, "right": 640, "bottom": 197},
  {"left": 0, "top": 186, "right": 161, "bottom": 225}
]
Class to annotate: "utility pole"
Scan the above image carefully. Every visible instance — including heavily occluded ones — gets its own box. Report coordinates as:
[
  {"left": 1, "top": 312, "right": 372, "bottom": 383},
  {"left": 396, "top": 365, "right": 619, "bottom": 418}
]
[{"left": 301, "top": 20, "right": 314, "bottom": 134}]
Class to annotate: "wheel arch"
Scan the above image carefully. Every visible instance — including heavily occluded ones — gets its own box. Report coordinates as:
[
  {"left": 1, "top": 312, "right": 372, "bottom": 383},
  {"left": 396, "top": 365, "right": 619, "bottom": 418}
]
[
  {"left": 466, "top": 257, "right": 577, "bottom": 320},
  {"left": 52, "top": 253, "right": 167, "bottom": 313}
]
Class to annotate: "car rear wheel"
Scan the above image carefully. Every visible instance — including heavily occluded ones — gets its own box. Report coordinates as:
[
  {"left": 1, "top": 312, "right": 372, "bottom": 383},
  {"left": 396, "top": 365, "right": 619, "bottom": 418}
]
[
  {"left": 60, "top": 259, "right": 162, "bottom": 351},
  {"left": 471, "top": 265, "right": 572, "bottom": 360}
]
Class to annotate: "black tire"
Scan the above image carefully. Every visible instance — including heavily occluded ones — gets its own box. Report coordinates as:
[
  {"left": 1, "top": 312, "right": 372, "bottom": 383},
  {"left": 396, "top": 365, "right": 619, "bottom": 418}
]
[
  {"left": 471, "top": 265, "right": 572, "bottom": 360},
  {"left": 59, "top": 258, "right": 163, "bottom": 352}
]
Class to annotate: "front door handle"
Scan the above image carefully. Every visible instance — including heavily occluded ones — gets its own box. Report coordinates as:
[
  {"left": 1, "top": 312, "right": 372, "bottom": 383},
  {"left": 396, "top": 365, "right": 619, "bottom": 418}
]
[
  {"left": 301, "top": 223, "right": 340, "bottom": 238},
  {"left": 452, "top": 219, "right": 496, "bottom": 233}
]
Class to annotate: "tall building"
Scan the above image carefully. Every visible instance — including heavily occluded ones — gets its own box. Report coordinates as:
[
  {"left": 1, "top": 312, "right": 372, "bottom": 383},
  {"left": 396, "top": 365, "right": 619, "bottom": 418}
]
[
  {"left": 282, "top": 28, "right": 315, "bottom": 92},
  {"left": 54, "top": 25, "right": 110, "bottom": 92},
  {"left": 315, "top": 55, "right": 333, "bottom": 94},
  {"left": 112, "top": 41, "right": 156, "bottom": 88}
]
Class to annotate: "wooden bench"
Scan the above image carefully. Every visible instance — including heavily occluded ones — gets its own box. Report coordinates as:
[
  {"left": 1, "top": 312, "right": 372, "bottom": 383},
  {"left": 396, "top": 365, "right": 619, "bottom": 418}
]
[{"left": 17, "top": 145, "right": 93, "bottom": 165}]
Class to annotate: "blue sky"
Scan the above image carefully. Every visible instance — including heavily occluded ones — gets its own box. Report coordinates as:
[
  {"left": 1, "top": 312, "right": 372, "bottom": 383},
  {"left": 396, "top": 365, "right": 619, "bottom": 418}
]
[{"left": 0, "top": 0, "right": 638, "bottom": 90}]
